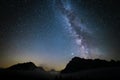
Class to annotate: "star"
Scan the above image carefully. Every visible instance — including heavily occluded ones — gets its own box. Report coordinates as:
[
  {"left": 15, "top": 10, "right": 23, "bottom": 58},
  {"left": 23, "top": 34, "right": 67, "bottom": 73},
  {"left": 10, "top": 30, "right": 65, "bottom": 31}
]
[{"left": 71, "top": 53, "right": 74, "bottom": 56}]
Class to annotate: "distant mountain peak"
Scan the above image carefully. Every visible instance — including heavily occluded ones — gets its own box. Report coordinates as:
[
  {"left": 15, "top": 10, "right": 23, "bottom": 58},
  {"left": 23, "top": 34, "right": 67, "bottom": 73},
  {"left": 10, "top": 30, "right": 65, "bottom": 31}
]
[{"left": 7, "top": 62, "right": 37, "bottom": 71}]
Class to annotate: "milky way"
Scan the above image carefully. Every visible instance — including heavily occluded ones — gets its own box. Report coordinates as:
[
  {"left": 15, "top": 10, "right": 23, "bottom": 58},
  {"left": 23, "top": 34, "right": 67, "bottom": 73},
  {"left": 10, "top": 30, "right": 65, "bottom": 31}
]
[{"left": 55, "top": 0, "right": 94, "bottom": 58}]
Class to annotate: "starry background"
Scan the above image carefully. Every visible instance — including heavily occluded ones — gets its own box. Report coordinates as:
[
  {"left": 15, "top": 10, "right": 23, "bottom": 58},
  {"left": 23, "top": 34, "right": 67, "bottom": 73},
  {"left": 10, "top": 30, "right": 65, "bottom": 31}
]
[{"left": 0, "top": 0, "right": 120, "bottom": 70}]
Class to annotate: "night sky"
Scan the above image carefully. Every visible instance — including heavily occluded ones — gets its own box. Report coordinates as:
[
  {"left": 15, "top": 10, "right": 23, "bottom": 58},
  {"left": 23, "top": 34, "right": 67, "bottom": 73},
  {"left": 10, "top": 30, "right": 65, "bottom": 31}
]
[{"left": 0, "top": 0, "right": 120, "bottom": 70}]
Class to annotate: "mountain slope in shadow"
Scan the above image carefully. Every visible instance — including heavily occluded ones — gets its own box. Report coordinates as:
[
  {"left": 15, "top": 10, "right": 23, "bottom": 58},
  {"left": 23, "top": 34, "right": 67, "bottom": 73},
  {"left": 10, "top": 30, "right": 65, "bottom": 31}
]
[
  {"left": 61, "top": 57, "right": 120, "bottom": 73},
  {"left": 0, "top": 62, "right": 55, "bottom": 80},
  {"left": 54, "top": 57, "right": 120, "bottom": 80}
]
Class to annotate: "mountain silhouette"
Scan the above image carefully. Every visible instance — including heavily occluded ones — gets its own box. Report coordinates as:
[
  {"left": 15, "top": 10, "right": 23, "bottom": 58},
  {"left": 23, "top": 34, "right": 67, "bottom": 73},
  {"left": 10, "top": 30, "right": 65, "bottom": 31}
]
[
  {"left": 61, "top": 57, "right": 120, "bottom": 73},
  {"left": 0, "top": 58, "right": 120, "bottom": 80},
  {"left": 7, "top": 62, "right": 38, "bottom": 71}
]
